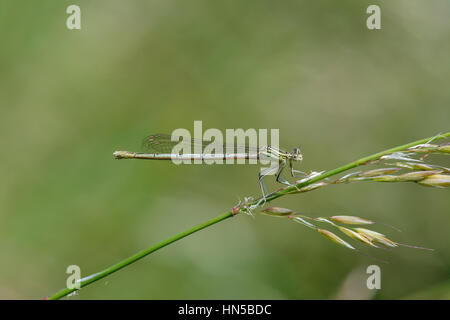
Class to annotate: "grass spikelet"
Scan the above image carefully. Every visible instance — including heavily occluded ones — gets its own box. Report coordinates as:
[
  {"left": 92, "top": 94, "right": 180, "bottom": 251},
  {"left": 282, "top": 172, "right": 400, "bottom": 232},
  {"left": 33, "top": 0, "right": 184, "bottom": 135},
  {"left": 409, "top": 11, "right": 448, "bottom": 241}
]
[
  {"left": 329, "top": 215, "right": 374, "bottom": 225},
  {"left": 337, "top": 227, "right": 378, "bottom": 247},
  {"left": 354, "top": 228, "right": 397, "bottom": 248},
  {"left": 438, "top": 144, "right": 450, "bottom": 153},
  {"left": 373, "top": 175, "right": 400, "bottom": 182},
  {"left": 407, "top": 143, "right": 450, "bottom": 154},
  {"left": 394, "top": 162, "right": 449, "bottom": 172},
  {"left": 417, "top": 174, "right": 450, "bottom": 188},
  {"left": 289, "top": 182, "right": 327, "bottom": 194},
  {"left": 397, "top": 171, "right": 442, "bottom": 182},
  {"left": 317, "top": 229, "right": 355, "bottom": 250},
  {"left": 262, "top": 207, "right": 294, "bottom": 217},
  {"left": 358, "top": 168, "right": 402, "bottom": 177},
  {"left": 291, "top": 216, "right": 317, "bottom": 229}
]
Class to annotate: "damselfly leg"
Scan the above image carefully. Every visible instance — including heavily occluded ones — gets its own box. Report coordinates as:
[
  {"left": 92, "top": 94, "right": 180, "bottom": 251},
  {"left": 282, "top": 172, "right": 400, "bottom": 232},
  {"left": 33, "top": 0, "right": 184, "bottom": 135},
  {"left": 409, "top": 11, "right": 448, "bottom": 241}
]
[
  {"left": 258, "top": 159, "right": 302, "bottom": 201},
  {"left": 279, "top": 160, "right": 302, "bottom": 192},
  {"left": 289, "top": 159, "right": 307, "bottom": 178},
  {"left": 258, "top": 165, "right": 279, "bottom": 201}
]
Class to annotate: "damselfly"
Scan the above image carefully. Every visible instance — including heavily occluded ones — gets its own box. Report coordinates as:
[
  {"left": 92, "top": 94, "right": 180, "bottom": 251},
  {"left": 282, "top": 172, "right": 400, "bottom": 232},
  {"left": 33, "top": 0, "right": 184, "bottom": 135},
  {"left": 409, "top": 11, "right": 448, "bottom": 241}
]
[{"left": 114, "top": 134, "right": 304, "bottom": 199}]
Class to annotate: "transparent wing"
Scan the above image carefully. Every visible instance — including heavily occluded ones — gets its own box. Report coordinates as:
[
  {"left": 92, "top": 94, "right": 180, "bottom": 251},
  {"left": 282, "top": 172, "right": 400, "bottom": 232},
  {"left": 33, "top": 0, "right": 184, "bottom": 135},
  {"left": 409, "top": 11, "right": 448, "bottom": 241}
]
[
  {"left": 143, "top": 134, "right": 187, "bottom": 153},
  {"left": 142, "top": 133, "right": 278, "bottom": 154}
]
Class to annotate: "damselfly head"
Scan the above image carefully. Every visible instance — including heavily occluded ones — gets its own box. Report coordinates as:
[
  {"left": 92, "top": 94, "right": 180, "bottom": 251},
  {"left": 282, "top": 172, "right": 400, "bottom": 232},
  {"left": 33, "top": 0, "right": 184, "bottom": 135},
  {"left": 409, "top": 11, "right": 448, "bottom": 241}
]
[{"left": 292, "top": 147, "right": 303, "bottom": 161}]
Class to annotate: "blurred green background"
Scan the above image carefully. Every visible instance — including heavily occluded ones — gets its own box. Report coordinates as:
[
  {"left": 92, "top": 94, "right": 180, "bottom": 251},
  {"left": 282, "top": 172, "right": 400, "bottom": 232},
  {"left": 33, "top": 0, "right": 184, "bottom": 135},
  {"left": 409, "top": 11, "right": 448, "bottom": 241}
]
[{"left": 0, "top": 0, "right": 449, "bottom": 299}]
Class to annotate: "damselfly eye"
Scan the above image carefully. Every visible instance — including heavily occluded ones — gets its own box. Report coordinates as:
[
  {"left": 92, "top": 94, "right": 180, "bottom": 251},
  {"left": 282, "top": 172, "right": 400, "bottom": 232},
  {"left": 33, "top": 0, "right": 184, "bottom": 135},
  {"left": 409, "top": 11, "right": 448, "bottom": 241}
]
[{"left": 292, "top": 147, "right": 303, "bottom": 160}]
